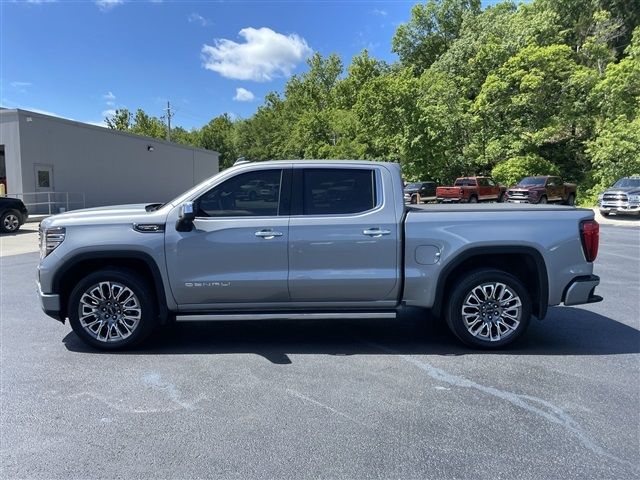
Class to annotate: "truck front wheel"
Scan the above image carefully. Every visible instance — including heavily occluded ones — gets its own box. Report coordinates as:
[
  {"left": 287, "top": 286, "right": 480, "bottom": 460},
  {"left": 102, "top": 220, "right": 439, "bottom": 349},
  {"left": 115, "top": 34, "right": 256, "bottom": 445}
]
[
  {"left": 68, "top": 269, "right": 157, "bottom": 350},
  {"left": 445, "top": 269, "right": 531, "bottom": 348}
]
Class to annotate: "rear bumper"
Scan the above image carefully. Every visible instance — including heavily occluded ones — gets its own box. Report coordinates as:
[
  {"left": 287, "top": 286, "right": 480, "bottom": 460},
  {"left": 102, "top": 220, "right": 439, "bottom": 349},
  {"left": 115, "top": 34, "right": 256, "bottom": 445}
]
[
  {"left": 38, "top": 282, "right": 63, "bottom": 322},
  {"left": 563, "top": 275, "right": 602, "bottom": 306}
]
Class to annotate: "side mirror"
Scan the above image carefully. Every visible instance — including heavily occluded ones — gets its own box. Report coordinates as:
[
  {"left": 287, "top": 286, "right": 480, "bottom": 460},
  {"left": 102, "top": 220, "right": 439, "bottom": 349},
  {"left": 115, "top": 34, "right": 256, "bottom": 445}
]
[{"left": 176, "top": 201, "right": 195, "bottom": 232}]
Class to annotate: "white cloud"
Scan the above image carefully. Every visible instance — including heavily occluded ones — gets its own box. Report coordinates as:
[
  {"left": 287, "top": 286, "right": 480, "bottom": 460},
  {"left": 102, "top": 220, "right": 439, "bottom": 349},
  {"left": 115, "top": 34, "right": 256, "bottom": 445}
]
[
  {"left": 103, "top": 91, "right": 116, "bottom": 106},
  {"left": 10, "top": 81, "right": 32, "bottom": 88},
  {"left": 26, "top": 0, "right": 57, "bottom": 3},
  {"left": 233, "top": 87, "right": 255, "bottom": 102},
  {"left": 202, "top": 27, "right": 312, "bottom": 82},
  {"left": 95, "top": 0, "right": 124, "bottom": 11},
  {"left": 188, "top": 13, "right": 211, "bottom": 27},
  {"left": 102, "top": 109, "right": 117, "bottom": 118},
  {"left": 372, "top": 9, "right": 387, "bottom": 16}
]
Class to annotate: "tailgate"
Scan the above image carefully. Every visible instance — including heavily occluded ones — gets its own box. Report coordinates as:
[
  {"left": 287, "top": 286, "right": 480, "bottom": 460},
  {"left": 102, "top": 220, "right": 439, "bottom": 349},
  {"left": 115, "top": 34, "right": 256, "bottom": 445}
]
[{"left": 437, "top": 187, "right": 462, "bottom": 198}]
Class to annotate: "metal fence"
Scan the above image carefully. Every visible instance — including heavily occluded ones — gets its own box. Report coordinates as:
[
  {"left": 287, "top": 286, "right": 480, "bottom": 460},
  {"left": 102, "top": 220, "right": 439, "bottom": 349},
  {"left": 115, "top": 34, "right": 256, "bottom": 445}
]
[{"left": 4, "top": 192, "right": 86, "bottom": 215}]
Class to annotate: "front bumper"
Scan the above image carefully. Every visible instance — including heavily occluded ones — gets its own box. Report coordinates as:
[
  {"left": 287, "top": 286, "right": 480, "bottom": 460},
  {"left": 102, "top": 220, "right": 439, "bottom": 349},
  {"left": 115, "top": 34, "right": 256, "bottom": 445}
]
[
  {"left": 38, "top": 282, "right": 63, "bottom": 322},
  {"left": 599, "top": 202, "right": 640, "bottom": 215},
  {"left": 563, "top": 275, "right": 602, "bottom": 306}
]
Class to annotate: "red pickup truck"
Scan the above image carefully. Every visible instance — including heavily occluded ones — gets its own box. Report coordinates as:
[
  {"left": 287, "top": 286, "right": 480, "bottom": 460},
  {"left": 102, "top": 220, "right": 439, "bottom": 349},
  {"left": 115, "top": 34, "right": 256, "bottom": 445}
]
[
  {"left": 505, "top": 176, "right": 577, "bottom": 205},
  {"left": 436, "top": 177, "right": 506, "bottom": 203}
]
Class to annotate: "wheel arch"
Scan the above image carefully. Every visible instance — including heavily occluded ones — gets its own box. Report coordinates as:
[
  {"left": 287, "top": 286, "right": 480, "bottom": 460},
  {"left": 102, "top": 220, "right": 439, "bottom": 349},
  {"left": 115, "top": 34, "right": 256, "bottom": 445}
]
[
  {"left": 432, "top": 246, "right": 549, "bottom": 320},
  {"left": 52, "top": 251, "right": 169, "bottom": 323}
]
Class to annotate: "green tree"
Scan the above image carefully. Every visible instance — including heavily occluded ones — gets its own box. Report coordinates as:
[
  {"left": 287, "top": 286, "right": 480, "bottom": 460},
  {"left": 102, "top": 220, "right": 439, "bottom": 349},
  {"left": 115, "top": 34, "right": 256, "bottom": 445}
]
[
  {"left": 196, "top": 114, "right": 238, "bottom": 169},
  {"left": 105, "top": 108, "right": 131, "bottom": 131},
  {"left": 491, "top": 154, "right": 561, "bottom": 186},
  {"left": 472, "top": 44, "right": 597, "bottom": 179},
  {"left": 393, "top": 0, "right": 482, "bottom": 73}
]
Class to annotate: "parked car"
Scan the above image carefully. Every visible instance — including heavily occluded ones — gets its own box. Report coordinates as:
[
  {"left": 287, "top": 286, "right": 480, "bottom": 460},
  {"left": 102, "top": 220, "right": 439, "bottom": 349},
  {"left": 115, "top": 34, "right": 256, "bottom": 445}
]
[
  {"left": 38, "top": 161, "right": 601, "bottom": 351},
  {"left": 598, "top": 176, "right": 640, "bottom": 216},
  {"left": 436, "top": 177, "right": 506, "bottom": 203},
  {"left": 0, "top": 197, "right": 29, "bottom": 233},
  {"left": 505, "top": 176, "right": 577, "bottom": 205},
  {"left": 404, "top": 181, "right": 437, "bottom": 203}
]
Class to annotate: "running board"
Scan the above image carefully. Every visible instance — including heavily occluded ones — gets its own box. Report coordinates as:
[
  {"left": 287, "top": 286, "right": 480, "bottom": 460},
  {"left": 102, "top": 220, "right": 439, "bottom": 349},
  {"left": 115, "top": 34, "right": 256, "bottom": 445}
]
[{"left": 175, "top": 312, "right": 397, "bottom": 322}]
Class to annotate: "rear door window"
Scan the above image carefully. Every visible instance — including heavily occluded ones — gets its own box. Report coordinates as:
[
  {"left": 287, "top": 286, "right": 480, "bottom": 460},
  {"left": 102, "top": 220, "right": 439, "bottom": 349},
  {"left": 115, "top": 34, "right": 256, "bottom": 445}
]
[{"left": 302, "top": 168, "right": 376, "bottom": 215}]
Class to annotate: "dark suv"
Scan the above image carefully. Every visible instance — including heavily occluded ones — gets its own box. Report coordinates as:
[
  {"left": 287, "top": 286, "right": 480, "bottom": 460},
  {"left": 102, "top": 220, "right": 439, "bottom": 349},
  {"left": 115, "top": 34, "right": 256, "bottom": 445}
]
[
  {"left": 404, "top": 181, "right": 437, "bottom": 203},
  {"left": 0, "top": 197, "right": 29, "bottom": 233}
]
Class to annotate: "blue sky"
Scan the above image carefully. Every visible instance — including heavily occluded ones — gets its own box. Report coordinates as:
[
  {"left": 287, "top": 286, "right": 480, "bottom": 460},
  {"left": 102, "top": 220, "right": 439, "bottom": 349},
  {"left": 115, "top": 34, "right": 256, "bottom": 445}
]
[{"left": 1, "top": 0, "right": 497, "bottom": 130}]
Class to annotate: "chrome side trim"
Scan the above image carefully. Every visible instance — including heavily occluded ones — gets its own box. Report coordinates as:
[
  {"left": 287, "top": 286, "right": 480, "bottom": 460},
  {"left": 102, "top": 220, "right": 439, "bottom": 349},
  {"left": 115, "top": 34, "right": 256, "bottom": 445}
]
[{"left": 175, "top": 312, "right": 397, "bottom": 322}]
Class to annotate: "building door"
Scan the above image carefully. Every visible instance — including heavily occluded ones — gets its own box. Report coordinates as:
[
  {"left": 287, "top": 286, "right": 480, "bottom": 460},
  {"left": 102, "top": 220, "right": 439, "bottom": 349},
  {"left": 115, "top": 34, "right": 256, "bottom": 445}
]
[{"left": 34, "top": 164, "right": 54, "bottom": 214}]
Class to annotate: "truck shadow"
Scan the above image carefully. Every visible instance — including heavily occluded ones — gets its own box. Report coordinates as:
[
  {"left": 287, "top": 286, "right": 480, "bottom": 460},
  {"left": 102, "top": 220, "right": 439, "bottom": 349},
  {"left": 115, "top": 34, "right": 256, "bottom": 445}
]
[{"left": 62, "top": 307, "right": 640, "bottom": 361}]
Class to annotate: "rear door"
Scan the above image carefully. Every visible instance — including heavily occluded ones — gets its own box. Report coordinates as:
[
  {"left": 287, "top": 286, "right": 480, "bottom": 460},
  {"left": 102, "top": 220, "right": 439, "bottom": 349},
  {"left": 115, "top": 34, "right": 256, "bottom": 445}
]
[{"left": 288, "top": 166, "right": 399, "bottom": 303}]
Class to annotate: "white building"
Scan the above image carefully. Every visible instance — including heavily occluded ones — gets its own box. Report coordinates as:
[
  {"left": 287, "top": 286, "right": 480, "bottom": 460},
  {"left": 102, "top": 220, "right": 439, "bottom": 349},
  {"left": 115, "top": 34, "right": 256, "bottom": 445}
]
[{"left": 0, "top": 108, "right": 219, "bottom": 213}]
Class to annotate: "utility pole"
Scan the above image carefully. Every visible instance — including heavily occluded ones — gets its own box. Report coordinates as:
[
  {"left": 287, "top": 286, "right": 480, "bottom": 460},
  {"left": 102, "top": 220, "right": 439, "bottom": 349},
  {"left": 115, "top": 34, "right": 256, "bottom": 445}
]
[{"left": 164, "top": 101, "right": 174, "bottom": 142}]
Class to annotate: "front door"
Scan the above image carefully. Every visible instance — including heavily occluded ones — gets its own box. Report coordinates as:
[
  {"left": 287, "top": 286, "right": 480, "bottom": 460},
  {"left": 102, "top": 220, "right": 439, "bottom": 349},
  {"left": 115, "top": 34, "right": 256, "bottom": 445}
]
[
  {"left": 165, "top": 167, "right": 291, "bottom": 308},
  {"left": 288, "top": 166, "right": 399, "bottom": 303}
]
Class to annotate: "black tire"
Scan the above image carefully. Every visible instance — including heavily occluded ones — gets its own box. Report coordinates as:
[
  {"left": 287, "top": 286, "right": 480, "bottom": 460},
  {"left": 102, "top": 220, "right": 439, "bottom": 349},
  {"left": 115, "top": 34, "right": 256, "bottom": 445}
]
[
  {"left": 68, "top": 268, "right": 157, "bottom": 350},
  {"left": 0, "top": 209, "right": 22, "bottom": 233},
  {"left": 565, "top": 194, "right": 575, "bottom": 206},
  {"left": 600, "top": 210, "right": 610, "bottom": 217},
  {"left": 497, "top": 193, "right": 505, "bottom": 203},
  {"left": 469, "top": 196, "right": 478, "bottom": 204},
  {"left": 538, "top": 195, "right": 548, "bottom": 204},
  {"left": 445, "top": 269, "right": 532, "bottom": 349}
]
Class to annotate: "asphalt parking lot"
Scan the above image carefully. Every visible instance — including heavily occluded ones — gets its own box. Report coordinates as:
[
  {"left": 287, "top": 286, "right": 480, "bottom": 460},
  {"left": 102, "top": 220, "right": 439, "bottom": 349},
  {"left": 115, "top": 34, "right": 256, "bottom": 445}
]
[{"left": 1, "top": 223, "right": 639, "bottom": 479}]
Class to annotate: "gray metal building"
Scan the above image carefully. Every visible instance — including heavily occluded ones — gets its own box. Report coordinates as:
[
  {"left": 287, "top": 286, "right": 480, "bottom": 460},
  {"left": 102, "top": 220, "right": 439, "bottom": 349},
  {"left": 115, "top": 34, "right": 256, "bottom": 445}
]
[{"left": 0, "top": 108, "right": 219, "bottom": 213}]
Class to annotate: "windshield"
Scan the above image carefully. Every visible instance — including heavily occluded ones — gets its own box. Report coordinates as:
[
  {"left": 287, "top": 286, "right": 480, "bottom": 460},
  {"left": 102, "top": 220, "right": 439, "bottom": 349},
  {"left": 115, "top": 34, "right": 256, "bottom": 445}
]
[
  {"left": 612, "top": 178, "right": 640, "bottom": 188},
  {"left": 517, "top": 177, "right": 546, "bottom": 186},
  {"left": 405, "top": 183, "right": 422, "bottom": 189}
]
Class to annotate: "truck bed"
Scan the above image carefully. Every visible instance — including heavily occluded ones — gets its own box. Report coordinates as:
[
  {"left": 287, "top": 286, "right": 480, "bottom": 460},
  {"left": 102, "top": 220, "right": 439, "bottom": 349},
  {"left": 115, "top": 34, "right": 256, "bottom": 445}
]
[{"left": 406, "top": 203, "right": 578, "bottom": 213}]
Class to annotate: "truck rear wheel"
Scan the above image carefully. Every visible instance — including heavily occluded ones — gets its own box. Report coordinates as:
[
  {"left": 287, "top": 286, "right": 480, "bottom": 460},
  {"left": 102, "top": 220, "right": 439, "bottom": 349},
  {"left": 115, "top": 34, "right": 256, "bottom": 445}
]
[
  {"left": 68, "top": 269, "right": 157, "bottom": 350},
  {"left": 445, "top": 269, "right": 531, "bottom": 348},
  {"left": 565, "top": 194, "right": 575, "bottom": 206},
  {"left": 469, "top": 196, "right": 478, "bottom": 203}
]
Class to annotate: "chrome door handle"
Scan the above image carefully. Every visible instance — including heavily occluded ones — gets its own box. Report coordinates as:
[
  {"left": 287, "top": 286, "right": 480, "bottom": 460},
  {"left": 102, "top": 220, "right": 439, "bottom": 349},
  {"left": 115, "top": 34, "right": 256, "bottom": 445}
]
[
  {"left": 363, "top": 228, "right": 391, "bottom": 237},
  {"left": 255, "top": 229, "right": 283, "bottom": 239}
]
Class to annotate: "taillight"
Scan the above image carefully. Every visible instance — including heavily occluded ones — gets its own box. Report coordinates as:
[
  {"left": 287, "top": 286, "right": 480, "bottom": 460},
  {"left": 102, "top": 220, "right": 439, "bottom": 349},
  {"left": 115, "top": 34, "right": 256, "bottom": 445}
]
[{"left": 580, "top": 220, "right": 599, "bottom": 262}]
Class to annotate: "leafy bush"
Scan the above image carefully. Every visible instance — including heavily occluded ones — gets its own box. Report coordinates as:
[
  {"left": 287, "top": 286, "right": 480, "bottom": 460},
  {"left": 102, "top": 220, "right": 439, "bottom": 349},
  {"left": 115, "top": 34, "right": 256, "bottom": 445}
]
[{"left": 491, "top": 155, "right": 560, "bottom": 187}]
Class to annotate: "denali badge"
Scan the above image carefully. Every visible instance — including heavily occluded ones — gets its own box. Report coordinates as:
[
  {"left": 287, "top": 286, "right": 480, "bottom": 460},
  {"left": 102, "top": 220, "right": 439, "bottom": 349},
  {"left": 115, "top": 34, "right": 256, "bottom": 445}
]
[{"left": 185, "top": 282, "right": 231, "bottom": 287}]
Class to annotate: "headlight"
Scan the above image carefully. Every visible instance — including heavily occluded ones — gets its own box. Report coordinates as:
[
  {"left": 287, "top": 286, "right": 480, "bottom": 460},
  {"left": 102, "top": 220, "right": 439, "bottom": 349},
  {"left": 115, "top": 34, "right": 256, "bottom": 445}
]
[
  {"left": 40, "top": 227, "right": 66, "bottom": 259},
  {"left": 629, "top": 194, "right": 640, "bottom": 203}
]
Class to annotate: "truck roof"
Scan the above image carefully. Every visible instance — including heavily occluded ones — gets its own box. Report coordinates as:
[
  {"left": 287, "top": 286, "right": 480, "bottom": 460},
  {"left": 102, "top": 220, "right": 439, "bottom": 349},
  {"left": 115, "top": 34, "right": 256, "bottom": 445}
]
[{"left": 231, "top": 159, "right": 397, "bottom": 168}]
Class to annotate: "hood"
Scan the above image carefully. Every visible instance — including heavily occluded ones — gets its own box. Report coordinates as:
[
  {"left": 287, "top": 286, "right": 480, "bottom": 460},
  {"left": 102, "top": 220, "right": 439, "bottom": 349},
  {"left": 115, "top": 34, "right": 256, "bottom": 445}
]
[
  {"left": 604, "top": 187, "right": 640, "bottom": 195},
  {"left": 40, "top": 203, "right": 167, "bottom": 229},
  {"left": 511, "top": 185, "right": 544, "bottom": 191}
]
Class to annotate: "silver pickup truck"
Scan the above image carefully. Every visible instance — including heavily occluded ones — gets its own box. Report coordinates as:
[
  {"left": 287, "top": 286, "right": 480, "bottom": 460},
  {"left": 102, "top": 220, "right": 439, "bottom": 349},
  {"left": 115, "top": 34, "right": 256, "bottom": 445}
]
[{"left": 38, "top": 161, "right": 602, "bottom": 350}]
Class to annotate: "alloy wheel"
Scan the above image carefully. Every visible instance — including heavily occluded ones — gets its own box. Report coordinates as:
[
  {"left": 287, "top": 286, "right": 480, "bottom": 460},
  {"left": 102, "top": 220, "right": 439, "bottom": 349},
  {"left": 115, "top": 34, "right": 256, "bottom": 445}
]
[
  {"left": 461, "top": 282, "right": 522, "bottom": 342},
  {"left": 3, "top": 214, "right": 19, "bottom": 231},
  {"left": 78, "top": 282, "right": 142, "bottom": 343}
]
